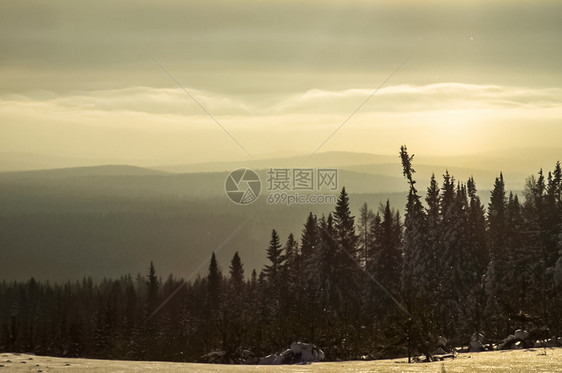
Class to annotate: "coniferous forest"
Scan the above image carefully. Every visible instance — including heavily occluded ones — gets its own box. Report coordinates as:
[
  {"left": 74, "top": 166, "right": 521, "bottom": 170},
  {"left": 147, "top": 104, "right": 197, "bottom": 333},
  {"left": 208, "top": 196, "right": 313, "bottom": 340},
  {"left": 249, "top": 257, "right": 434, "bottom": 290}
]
[{"left": 1, "top": 147, "right": 561, "bottom": 363}]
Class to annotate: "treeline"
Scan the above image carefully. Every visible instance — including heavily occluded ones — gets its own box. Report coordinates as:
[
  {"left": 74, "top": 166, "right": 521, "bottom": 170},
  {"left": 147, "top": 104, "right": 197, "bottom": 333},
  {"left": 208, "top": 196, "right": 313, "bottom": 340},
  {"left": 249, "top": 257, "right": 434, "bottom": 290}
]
[{"left": 0, "top": 147, "right": 561, "bottom": 362}]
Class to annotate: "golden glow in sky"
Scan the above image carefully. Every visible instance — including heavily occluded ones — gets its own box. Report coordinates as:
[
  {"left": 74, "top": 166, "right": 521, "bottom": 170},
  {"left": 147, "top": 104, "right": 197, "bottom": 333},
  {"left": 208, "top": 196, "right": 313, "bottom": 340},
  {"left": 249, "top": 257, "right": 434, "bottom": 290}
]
[{"left": 1, "top": 0, "right": 561, "bottom": 165}]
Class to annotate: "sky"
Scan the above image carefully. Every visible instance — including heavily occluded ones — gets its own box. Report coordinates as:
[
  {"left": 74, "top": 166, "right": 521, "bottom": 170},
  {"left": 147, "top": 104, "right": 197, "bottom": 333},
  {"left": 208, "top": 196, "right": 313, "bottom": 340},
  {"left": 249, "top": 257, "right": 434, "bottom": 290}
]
[{"left": 1, "top": 0, "right": 561, "bottom": 165}]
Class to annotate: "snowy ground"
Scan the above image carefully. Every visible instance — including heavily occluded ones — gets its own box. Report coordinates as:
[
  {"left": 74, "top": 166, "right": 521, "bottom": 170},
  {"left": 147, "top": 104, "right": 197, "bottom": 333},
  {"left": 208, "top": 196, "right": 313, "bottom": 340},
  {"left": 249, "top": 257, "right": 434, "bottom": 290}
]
[{"left": 1, "top": 348, "right": 560, "bottom": 372}]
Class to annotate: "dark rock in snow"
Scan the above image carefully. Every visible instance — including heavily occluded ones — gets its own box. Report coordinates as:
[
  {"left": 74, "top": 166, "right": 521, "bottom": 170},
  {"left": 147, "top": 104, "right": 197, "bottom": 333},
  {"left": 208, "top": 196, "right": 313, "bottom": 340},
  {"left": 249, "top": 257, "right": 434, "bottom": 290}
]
[
  {"left": 499, "top": 329, "right": 535, "bottom": 350},
  {"left": 514, "top": 329, "right": 528, "bottom": 340},
  {"left": 258, "top": 354, "right": 277, "bottom": 365},
  {"left": 259, "top": 342, "right": 325, "bottom": 365},
  {"left": 200, "top": 348, "right": 257, "bottom": 364},
  {"left": 469, "top": 339, "right": 484, "bottom": 352}
]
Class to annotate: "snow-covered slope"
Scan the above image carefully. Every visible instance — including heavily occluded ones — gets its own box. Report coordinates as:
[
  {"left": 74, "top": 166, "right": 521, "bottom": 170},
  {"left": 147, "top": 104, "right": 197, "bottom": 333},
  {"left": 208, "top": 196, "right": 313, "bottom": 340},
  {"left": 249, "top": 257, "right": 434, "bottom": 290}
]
[{"left": 2, "top": 348, "right": 561, "bottom": 372}]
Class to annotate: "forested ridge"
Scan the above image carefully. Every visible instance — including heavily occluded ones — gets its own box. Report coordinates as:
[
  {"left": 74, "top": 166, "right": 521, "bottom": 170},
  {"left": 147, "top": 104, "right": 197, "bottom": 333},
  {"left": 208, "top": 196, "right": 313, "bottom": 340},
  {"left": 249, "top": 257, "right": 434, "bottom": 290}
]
[{"left": 1, "top": 147, "right": 561, "bottom": 362}]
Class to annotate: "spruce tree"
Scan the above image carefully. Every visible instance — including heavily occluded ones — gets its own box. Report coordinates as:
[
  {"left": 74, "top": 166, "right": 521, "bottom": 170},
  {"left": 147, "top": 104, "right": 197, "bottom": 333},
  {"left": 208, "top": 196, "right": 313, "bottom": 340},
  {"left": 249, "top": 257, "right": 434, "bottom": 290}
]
[
  {"left": 229, "top": 251, "right": 245, "bottom": 292},
  {"left": 206, "top": 252, "right": 224, "bottom": 351},
  {"left": 333, "top": 187, "right": 359, "bottom": 258},
  {"left": 424, "top": 174, "right": 441, "bottom": 300},
  {"left": 332, "top": 188, "right": 361, "bottom": 310},
  {"left": 399, "top": 146, "right": 435, "bottom": 358},
  {"left": 282, "top": 233, "right": 299, "bottom": 293},
  {"left": 311, "top": 214, "right": 338, "bottom": 309},
  {"left": 299, "top": 213, "right": 320, "bottom": 342},
  {"left": 367, "top": 212, "right": 383, "bottom": 273},
  {"left": 207, "top": 252, "right": 222, "bottom": 312},
  {"left": 370, "top": 201, "right": 402, "bottom": 310},
  {"left": 488, "top": 174, "right": 508, "bottom": 263},
  {"left": 358, "top": 202, "right": 375, "bottom": 268},
  {"left": 264, "top": 229, "right": 284, "bottom": 286},
  {"left": 363, "top": 211, "right": 383, "bottom": 320},
  {"left": 399, "top": 146, "right": 427, "bottom": 302},
  {"left": 140, "top": 262, "right": 160, "bottom": 359},
  {"left": 226, "top": 251, "right": 247, "bottom": 354},
  {"left": 437, "top": 178, "right": 467, "bottom": 340},
  {"left": 463, "top": 177, "right": 488, "bottom": 339},
  {"left": 301, "top": 213, "right": 318, "bottom": 260},
  {"left": 484, "top": 174, "right": 510, "bottom": 338},
  {"left": 544, "top": 165, "right": 562, "bottom": 267},
  {"left": 281, "top": 233, "right": 300, "bottom": 341},
  {"left": 467, "top": 176, "right": 488, "bottom": 276},
  {"left": 146, "top": 261, "right": 160, "bottom": 317},
  {"left": 504, "top": 193, "right": 533, "bottom": 314}
]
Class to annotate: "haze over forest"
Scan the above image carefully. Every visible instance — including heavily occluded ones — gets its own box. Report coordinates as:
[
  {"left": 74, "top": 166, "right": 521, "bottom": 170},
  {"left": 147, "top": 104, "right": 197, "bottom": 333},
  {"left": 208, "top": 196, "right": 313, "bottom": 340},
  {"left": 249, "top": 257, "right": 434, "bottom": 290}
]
[{"left": 0, "top": 147, "right": 559, "bottom": 282}]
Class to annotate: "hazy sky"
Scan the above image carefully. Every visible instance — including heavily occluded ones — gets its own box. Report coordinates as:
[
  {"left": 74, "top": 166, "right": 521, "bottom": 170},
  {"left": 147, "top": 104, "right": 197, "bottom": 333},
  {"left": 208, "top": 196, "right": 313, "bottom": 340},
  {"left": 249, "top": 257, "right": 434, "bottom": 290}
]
[{"left": 1, "top": 0, "right": 561, "bottom": 164}]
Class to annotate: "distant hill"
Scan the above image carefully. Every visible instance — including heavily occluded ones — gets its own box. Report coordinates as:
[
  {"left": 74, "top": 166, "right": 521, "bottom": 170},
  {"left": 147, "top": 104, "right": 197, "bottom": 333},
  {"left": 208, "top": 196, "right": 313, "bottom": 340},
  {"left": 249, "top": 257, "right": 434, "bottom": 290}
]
[
  {"left": 0, "top": 164, "right": 169, "bottom": 178},
  {"left": 2, "top": 148, "right": 558, "bottom": 182},
  {"left": 154, "top": 151, "right": 399, "bottom": 174},
  {"left": 151, "top": 148, "right": 559, "bottom": 191},
  {"left": 0, "top": 166, "right": 408, "bottom": 196},
  {"left": 0, "top": 152, "right": 165, "bottom": 172},
  {"left": 1, "top": 149, "right": 556, "bottom": 282}
]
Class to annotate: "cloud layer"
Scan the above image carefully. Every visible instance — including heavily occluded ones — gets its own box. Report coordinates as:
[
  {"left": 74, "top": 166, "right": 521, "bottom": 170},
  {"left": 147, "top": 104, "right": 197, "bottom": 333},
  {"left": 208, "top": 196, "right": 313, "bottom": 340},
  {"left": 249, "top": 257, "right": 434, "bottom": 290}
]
[
  {"left": 1, "top": 1, "right": 561, "bottom": 163},
  {"left": 1, "top": 83, "right": 561, "bottom": 163},
  {"left": 3, "top": 82, "right": 561, "bottom": 116}
]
